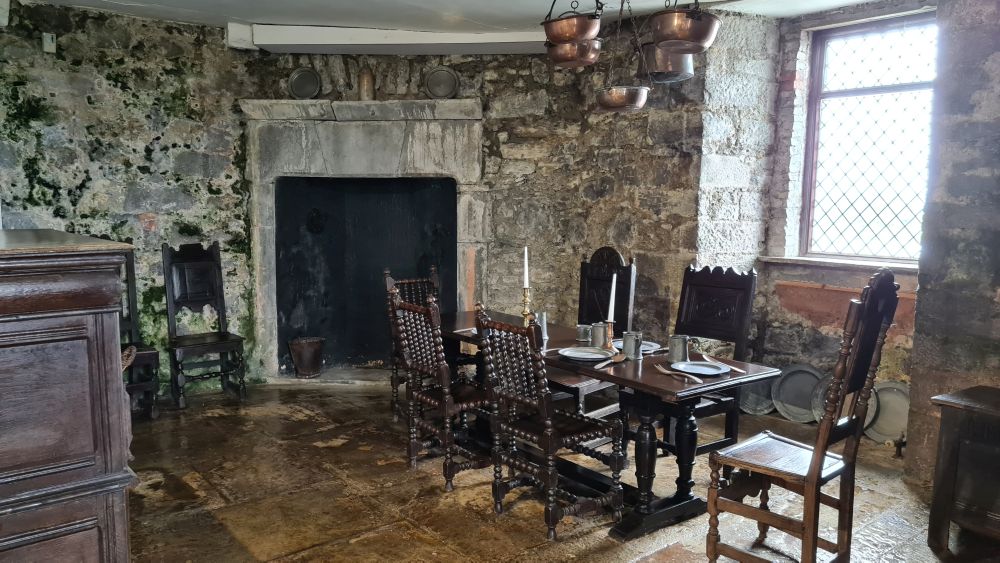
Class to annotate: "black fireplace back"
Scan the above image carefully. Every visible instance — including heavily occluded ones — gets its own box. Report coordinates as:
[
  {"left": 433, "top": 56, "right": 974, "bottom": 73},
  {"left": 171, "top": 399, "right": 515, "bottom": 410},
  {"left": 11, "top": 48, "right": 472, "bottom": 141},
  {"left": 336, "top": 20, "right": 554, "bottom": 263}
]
[{"left": 275, "top": 176, "right": 457, "bottom": 369}]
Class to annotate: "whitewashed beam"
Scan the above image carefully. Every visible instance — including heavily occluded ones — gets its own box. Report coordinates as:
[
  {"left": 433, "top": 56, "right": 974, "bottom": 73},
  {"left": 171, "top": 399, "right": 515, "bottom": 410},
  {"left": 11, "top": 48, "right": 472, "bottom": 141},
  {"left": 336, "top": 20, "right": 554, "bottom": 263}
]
[
  {"left": 0, "top": 0, "right": 10, "bottom": 27},
  {"left": 226, "top": 22, "right": 258, "bottom": 50},
  {"left": 251, "top": 25, "right": 545, "bottom": 55}
]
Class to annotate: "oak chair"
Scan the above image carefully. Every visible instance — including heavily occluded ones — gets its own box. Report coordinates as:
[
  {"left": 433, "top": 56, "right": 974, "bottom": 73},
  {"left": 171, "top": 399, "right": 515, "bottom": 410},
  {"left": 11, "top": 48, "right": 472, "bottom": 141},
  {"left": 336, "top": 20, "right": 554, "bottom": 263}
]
[
  {"left": 706, "top": 268, "right": 899, "bottom": 563},
  {"left": 476, "top": 305, "right": 625, "bottom": 540},
  {"left": 162, "top": 242, "right": 246, "bottom": 408},
  {"left": 674, "top": 265, "right": 757, "bottom": 453},
  {"left": 385, "top": 267, "right": 440, "bottom": 421},
  {"left": 120, "top": 249, "right": 161, "bottom": 419},
  {"left": 390, "top": 289, "right": 490, "bottom": 491},
  {"left": 548, "top": 247, "right": 637, "bottom": 419}
]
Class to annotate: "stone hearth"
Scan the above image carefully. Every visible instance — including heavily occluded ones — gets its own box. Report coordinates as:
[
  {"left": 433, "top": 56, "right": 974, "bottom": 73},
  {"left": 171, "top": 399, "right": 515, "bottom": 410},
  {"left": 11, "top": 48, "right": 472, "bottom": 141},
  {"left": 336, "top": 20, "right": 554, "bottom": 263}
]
[{"left": 240, "top": 99, "right": 486, "bottom": 374}]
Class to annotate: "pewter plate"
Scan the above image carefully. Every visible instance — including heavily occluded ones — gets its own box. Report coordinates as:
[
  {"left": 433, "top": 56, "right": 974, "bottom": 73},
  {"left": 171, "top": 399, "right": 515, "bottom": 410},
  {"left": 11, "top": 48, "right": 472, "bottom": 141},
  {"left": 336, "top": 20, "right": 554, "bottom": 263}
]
[
  {"left": 772, "top": 364, "right": 824, "bottom": 423},
  {"left": 810, "top": 375, "right": 879, "bottom": 428},
  {"left": 611, "top": 339, "right": 661, "bottom": 353},
  {"left": 558, "top": 347, "right": 614, "bottom": 361},
  {"left": 670, "top": 361, "right": 729, "bottom": 376},
  {"left": 740, "top": 380, "right": 775, "bottom": 415},
  {"left": 865, "top": 381, "right": 910, "bottom": 444}
]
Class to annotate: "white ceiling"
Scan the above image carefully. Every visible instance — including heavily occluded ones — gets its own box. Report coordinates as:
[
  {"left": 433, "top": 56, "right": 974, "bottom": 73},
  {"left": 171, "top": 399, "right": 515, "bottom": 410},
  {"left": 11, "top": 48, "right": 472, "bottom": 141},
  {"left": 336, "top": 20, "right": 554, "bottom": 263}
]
[{"left": 31, "top": 0, "right": 878, "bottom": 32}]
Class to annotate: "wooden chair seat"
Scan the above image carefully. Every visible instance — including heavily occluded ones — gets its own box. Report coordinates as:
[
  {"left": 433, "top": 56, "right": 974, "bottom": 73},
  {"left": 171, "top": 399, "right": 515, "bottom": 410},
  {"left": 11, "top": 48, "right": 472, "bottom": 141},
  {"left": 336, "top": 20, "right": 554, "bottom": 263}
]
[
  {"left": 413, "top": 382, "right": 490, "bottom": 410},
  {"left": 170, "top": 332, "right": 244, "bottom": 350},
  {"left": 714, "top": 431, "right": 845, "bottom": 484},
  {"left": 506, "top": 409, "right": 618, "bottom": 447}
]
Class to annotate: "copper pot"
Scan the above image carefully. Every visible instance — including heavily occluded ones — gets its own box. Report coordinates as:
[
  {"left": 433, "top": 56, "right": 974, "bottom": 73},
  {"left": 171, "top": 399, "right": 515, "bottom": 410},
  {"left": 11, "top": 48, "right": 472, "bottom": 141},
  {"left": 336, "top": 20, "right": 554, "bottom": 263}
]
[
  {"left": 542, "top": 13, "right": 601, "bottom": 44},
  {"left": 649, "top": 8, "right": 721, "bottom": 54},
  {"left": 547, "top": 39, "right": 602, "bottom": 69},
  {"left": 596, "top": 86, "right": 650, "bottom": 112},
  {"left": 637, "top": 43, "right": 694, "bottom": 83}
]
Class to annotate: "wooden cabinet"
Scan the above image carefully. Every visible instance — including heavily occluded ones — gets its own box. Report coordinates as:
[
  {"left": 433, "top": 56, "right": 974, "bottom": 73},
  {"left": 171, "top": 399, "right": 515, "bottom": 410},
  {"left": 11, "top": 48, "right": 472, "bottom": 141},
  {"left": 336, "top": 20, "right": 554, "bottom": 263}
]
[{"left": 0, "top": 230, "right": 135, "bottom": 562}]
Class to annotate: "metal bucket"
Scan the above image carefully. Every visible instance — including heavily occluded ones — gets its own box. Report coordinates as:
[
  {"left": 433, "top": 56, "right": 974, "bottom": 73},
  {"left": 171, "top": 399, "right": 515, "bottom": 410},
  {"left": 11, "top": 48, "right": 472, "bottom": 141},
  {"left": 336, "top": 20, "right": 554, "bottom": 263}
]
[{"left": 289, "top": 337, "right": 325, "bottom": 378}]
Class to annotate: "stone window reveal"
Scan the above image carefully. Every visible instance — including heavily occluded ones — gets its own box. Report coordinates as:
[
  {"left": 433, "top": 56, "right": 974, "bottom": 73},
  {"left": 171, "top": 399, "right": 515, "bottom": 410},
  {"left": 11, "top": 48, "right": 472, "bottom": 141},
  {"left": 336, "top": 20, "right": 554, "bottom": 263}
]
[{"left": 801, "top": 14, "right": 937, "bottom": 261}]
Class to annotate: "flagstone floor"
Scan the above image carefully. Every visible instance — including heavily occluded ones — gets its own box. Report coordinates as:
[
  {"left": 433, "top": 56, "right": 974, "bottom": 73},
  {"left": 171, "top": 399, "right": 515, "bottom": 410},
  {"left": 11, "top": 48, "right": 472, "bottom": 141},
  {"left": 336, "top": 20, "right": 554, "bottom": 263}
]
[{"left": 128, "top": 375, "right": 999, "bottom": 562}]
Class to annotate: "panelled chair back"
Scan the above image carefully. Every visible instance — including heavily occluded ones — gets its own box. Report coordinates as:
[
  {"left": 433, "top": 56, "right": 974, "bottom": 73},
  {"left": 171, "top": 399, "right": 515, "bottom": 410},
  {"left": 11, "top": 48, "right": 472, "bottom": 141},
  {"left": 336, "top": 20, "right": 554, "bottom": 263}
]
[
  {"left": 385, "top": 266, "right": 441, "bottom": 420},
  {"left": 120, "top": 250, "right": 160, "bottom": 419},
  {"left": 577, "top": 246, "right": 637, "bottom": 335},
  {"left": 477, "top": 305, "right": 624, "bottom": 540},
  {"left": 162, "top": 242, "right": 246, "bottom": 408},
  {"left": 673, "top": 265, "right": 757, "bottom": 454},
  {"left": 706, "top": 268, "right": 899, "bottom": 563},
  {"left": 390, "top": 289, "right": 489, "bottom": 490}
]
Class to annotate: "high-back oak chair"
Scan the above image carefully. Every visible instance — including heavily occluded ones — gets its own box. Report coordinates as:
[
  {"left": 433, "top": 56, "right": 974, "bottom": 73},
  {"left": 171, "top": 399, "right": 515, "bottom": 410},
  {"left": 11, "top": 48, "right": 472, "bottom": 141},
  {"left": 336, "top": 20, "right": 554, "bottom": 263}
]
[{"left": 384, "top": 266, "right": 439, "bottom": 420}]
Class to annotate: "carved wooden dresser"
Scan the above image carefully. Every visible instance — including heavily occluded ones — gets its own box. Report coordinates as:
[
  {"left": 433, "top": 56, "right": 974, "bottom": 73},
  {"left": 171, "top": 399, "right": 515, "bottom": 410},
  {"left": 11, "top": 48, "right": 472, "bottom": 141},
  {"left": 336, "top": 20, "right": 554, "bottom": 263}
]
[{"left": 0, "top": 229, "right": 135, "bottom": 561}]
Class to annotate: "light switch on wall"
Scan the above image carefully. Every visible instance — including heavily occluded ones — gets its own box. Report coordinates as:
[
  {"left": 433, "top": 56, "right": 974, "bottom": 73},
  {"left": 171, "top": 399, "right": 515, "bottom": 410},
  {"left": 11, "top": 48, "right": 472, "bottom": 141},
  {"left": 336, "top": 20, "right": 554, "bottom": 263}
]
[{"left": 42, "top": 32, "right": 57, "bottom": 53}]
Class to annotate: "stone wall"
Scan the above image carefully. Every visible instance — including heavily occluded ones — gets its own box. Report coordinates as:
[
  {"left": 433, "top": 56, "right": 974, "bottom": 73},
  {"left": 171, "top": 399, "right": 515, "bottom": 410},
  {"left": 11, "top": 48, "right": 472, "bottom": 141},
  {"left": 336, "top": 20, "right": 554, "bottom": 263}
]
[
  {"left": 1, "top": 1, "right": 781, "bottom": 378},
  {"left": 905, "top": 0, "right": 1000, "bottom": 483}
]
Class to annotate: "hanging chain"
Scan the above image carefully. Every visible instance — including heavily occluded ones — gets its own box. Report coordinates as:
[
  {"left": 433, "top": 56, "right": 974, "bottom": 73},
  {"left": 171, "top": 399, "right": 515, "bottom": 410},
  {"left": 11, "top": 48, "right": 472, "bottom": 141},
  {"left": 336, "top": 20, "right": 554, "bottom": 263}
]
[{"left": 603, "top": 0, "right": 628, "bottom": 87}]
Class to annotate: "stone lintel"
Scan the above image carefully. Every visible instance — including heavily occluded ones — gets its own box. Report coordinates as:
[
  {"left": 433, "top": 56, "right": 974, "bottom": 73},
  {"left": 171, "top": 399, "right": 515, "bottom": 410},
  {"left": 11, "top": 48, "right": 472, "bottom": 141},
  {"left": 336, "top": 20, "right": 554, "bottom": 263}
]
[{"left": 239, "top": 99, "right": 482, "bottom": 121}]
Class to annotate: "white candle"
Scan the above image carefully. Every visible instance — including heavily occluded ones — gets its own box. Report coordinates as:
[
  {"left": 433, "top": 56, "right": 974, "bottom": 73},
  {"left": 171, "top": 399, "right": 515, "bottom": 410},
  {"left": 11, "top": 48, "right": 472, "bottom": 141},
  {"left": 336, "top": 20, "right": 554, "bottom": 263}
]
[
  {"left": 522, "top": 246, "right": 530, "bottom": 289},
  {"left": 607, "top": 273, "right": 617, "bottom": 322}
]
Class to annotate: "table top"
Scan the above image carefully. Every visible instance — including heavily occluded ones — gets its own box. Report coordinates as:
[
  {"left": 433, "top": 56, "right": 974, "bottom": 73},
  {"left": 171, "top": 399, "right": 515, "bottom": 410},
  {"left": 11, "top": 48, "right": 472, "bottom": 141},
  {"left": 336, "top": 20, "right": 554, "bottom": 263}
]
[
  {"left": 0, "top": 229, "right": 132, "bottom": 257},
  {"left": 931, "top": 386, "right": 1000, "bottom": 416},
  {"left": 441, "top": 310, "right": 781, "bottom": 403}
]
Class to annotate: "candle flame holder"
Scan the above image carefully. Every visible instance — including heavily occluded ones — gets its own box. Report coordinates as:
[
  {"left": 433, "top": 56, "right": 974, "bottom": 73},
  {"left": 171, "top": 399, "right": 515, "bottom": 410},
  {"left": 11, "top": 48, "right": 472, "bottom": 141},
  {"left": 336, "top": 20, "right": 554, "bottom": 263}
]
[
  {"left": 522, "top": 287, "right": 534, "bottom": 327},
  {"left": 602, "top": 321, "right": 617, "bottom": 353}
]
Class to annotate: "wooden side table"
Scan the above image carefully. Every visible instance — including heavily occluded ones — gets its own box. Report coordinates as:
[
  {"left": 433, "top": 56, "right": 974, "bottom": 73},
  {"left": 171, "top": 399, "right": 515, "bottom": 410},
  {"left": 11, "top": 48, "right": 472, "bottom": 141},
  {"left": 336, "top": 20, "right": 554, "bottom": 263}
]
[{"left": 928, "top": 386, "right": 1000, "bottom": 554}]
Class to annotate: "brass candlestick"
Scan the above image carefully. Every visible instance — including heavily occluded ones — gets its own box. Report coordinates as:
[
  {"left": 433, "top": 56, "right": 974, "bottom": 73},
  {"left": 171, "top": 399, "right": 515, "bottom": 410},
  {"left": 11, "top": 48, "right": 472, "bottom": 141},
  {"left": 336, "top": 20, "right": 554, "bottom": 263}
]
[
  {"left": 521, "top": 287, "right": 534, "bottom": 327},
  {"left": 603, "top": 321, "right": 618, "bottom": 353}
]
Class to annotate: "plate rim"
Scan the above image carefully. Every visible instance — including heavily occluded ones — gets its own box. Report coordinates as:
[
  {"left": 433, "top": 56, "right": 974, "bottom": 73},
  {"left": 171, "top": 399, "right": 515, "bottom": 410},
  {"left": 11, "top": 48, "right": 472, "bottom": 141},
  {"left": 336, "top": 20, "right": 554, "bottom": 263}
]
[
  {"left": 611, "top": 339, "right": 661, "bottom": 352},
  {"left": 864, "top": 380, "right": 909, "bottom": 443},
  {"left": 557, "top": 346, "right": 615, "bottom": 361},
  {"left": 772, "top": 363, "right": 824, "bottom": 423},
  {"left": 739, "top": 380, "right": 775, "bottom": 415},
  {"left": 670, "top": 360, "right": 729, "bottom": 376}
]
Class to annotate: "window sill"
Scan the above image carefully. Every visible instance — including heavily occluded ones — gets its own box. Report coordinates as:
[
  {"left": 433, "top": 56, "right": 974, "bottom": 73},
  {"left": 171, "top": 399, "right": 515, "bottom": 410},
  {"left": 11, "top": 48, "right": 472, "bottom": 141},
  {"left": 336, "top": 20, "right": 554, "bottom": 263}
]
[{"left": 759, "top": 255, "right": 919, "bottom": 274}]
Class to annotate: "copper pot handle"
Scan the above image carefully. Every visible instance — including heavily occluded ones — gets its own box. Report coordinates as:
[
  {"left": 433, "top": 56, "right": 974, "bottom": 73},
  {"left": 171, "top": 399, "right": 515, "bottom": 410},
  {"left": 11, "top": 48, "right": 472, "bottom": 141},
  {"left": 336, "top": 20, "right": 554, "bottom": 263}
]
[{"left": 545, "top": 0, "right": 604, "bottom": 22}]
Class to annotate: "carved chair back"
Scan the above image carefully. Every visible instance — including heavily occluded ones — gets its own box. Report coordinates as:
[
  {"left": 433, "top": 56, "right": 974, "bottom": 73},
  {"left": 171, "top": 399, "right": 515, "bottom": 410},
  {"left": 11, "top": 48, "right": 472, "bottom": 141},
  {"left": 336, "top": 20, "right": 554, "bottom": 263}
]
[
  {"left": 578, "top": 247, "right": 637, "bottom": 335},
  {"left": 389, "top": 289, "right": 451, "bottom": 389},
  {"left": 674, "top": 265, "right": 757, "bottom": 361},
  {"left": 384, "top": 266, "right": 440, "bottom": 307},
  {"left": 476, "top": 305, "right": 552, "bottom": 418},
  {"left": 161, "top": 242, "right": 228, "bottom": 340},
  {"left": 119, "top": 249, "right": 143, "bottom": 346},
  {"left": 811, "top": 268, "right": 899, "bottom": 480}
]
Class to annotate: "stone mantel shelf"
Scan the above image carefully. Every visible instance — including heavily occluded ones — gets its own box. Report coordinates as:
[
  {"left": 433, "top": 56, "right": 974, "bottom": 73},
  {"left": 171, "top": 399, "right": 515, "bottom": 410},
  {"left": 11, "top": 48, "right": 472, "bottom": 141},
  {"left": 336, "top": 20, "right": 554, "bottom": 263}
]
[{"left": 238, "top": 99, "right": 482, "bottom": 122}]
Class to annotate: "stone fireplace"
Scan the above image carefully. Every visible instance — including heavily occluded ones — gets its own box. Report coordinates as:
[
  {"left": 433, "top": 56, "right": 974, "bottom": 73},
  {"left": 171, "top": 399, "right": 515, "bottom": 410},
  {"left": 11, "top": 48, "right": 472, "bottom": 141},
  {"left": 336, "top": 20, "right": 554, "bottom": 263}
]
[{"left": 239, "top": 99, "right": 486, "bottom": 375}]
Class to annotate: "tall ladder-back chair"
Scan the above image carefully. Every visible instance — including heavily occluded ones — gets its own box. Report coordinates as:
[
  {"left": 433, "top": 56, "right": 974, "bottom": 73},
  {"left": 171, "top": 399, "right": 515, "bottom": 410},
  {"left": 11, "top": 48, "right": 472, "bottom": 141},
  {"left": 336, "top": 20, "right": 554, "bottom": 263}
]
[
  {"left": 706, "top": 268, "right": 899, "bottom": 563},
  {"left": 477, "top": 305, "right": 625, "bottom": 540},
  {"left": 389, "top": 289, "right": 490, "bottom": 490},
  {"left": 162, "top": 242, "right": 246, "bottom": 408},
  {"left": 548, "top": 247, "right": 637, "bottom": 419},
  {"left": 385, "top": 266, "right": 439, "bottom": 421}
]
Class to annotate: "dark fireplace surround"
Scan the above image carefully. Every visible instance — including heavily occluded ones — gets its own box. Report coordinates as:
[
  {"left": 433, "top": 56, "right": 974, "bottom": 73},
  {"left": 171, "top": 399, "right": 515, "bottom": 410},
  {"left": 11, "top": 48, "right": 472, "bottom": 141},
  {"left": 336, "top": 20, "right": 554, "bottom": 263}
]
[{"left": 240, "top": 98, "right": 485, "bottom": 376}]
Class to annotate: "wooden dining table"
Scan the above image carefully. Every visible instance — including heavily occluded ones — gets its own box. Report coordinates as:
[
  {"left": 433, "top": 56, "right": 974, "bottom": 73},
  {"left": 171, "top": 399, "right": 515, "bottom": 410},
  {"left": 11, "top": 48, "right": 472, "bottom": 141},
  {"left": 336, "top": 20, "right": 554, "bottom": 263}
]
[{"left": 439, "top": 309, "right": 782, "bottom": 541}]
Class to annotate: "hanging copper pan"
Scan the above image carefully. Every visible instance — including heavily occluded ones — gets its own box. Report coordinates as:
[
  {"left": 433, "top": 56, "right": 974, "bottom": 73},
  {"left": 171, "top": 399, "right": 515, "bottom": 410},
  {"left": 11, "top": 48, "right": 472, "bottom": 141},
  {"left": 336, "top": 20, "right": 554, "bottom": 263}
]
[
  {"left": 596, "top": 86, "right": 650, "bottom": 112},
  {"left": 649, "top": 7, "right": 721, "bottom": 54},
  {"left": 547, "top": 39, "right": 602, "bottom": 68},
  {"left": 637, "top": 42, "right": 694, "bottom": 83},
  {"left": 541, "top": 0, "right": 604, "bottom": 44}
]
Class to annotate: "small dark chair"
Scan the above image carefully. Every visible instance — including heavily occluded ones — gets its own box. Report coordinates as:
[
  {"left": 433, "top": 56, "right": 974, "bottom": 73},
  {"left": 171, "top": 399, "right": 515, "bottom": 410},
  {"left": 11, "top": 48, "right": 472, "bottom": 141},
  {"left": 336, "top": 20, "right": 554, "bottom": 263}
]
[
  {"left": 390, "top": 289, "right": 490, "bottom": 490},
  {"left": 120, "top": 250, "right": 160, "bottom": 419},
  {"left": 707, "top": 269, "right": 899, "bottom": 563},
  {"left": 162, "top": 242, "right": 246, "bottom": 408},
  {"left": 385, "top": 267, "right": 439, "bottom": 421},
  {"left": 477, "top": 305, "right": 624, "bottom": 540},
  {"left": 674, "top": 265, "right": 757, "bottom": 453},
  {"left": 548, "top": 247, "right": 637, "bottom": 419}
]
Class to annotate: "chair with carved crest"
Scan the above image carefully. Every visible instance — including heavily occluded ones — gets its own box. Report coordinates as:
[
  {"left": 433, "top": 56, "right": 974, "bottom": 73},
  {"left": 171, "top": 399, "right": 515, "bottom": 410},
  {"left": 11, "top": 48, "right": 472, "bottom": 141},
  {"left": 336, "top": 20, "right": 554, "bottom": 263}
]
[
  {"left": 476, "top": 305, "right": 625, "bottom": 540},
  {"left": 706, "top": 268, "right": 899, "bottom": 563},
  {"left": 548, "top": 247, "right": 637, "bottom": 419},
  {"left": 672, "top": 265, "right": 757, "bottom": 453},
  {"left": 384, "top": 267, "right": 439, "bottom": 421},
  {"left": 162, "top": 242, "right": 246, "bottom": 408},
  {"left": 390, "top": 289, "right": 490, "bottom": 490}
]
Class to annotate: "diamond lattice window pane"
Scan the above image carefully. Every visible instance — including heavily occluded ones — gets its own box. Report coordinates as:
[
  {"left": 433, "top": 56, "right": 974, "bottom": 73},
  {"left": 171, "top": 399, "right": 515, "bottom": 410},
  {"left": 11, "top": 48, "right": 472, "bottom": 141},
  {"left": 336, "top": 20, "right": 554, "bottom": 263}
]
[
  {"left": 810, "top": 90, "right": 933, "bottom": 260},
  {"left": 823, "top": 21, "right": 938, "bottom": 91}
]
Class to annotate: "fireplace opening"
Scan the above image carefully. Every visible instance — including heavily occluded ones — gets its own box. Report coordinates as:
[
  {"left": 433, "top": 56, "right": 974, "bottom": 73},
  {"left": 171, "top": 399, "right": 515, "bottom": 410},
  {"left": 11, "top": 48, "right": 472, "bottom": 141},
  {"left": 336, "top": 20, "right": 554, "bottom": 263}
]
[{"left": 274, "top": 176, "right": 458, "bottom": 370}]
